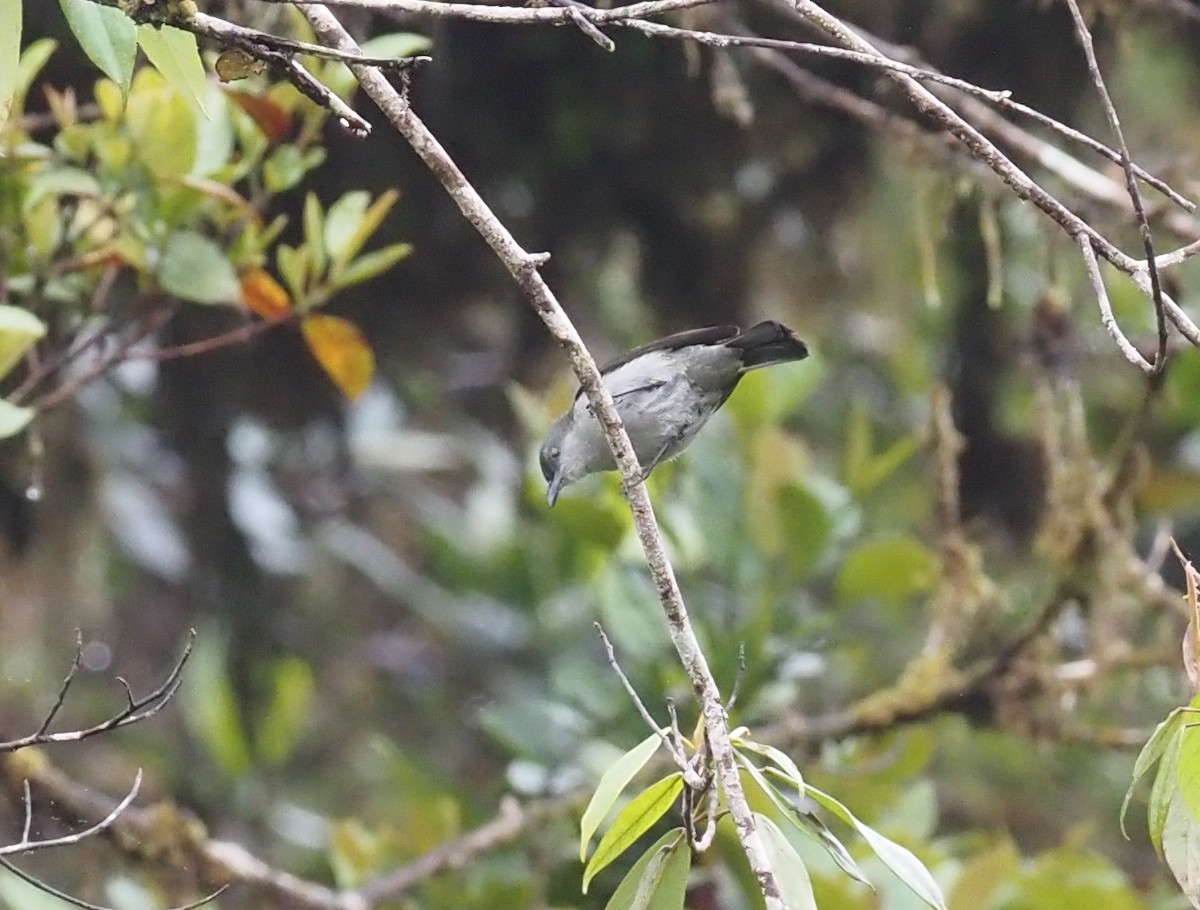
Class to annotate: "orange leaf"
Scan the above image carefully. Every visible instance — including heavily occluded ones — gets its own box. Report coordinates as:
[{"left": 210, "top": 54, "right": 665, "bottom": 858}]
[
  {"left": 301, "top": 315, "right": 374, "bottom": 400},
  {"left": 225, "top": 90, "right": 292, "bottom": 144},
  {"left": 240, "top": 268, "right": 292, "bottom": 319}
]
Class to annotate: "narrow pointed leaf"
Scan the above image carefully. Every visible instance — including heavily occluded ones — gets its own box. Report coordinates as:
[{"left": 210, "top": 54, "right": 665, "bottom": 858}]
[
  {"left": 582, "top": 731, "right": 667, "bottom": 860},
  {"left": 736, "top": 739, "right": 805, "bottom": 792},
  {"left": 583, "top": 773, "right": 684, "bottom": 892},
  {"left": 331, "top": 243, "right": 412, "bottom": 291},
  {"left": 756, "top": 813, "right": 817, "bottom": 910},
  {"left": 806, "top": 786, "right": 946, "bottom": 910},
  {"left": 331, "top": 189, "right": 400, "bottom": 268},
  {"left": 601, "top": 829, "right": 685, "bottom": 910},
  {"left": 1123, "top": 708, "right": 1187, "bottom": 838},
  {"left": 735, "top": 753, "right": 870, "bottom": 886}
]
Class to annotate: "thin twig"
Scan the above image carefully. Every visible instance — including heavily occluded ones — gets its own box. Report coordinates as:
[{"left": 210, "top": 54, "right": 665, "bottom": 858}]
[
  {"left": 0, "top": 630, "right": 196, "bottom": 754},
  {"left": 595, "top": 624, "right": 703, "bottom": 787},
  {"left": 1077, "top": 234, "right": 1154, "bottom": 374},
  {"left": 0, "top": 771, "right": 142, "bottom": 857},
  {"left": 1063, "top": 0, "right": 1169, "bottom": 373}
]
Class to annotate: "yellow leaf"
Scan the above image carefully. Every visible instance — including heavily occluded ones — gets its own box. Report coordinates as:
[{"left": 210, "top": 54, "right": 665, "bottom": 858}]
[
  {"left": 240, "top": 267, "right": 292, "bottom": 319},
  {"left": 301, "top": 315, "right": 374, "bottom": 399}
]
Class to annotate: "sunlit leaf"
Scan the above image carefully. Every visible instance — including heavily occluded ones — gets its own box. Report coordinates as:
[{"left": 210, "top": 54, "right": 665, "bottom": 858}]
[
  {"left": 756, "top": 813, "right": 818, "bottom": 910},
  {"left": 0, "top": 399, "right": 34, "bottom": 440},
  {"left": 0, "top": 305, "right": 47, "bottom": 381},
  {"left": 601, "top": 829, "right": 686, "bottom": 910},
  {"left": 302, "top": 314, "right": 375, "bottom": 399},
  {"left": 581, "top": 731, "right": 667, "bottom": 860},
  {"left": 159, "top": 231, "right": 240, "bottom": 305},
  {"left": 835, "top": 534, "right": 940, "bottom": 607},
  {"left": 137, "top": 24, "right": 208, "bottom": 116},
  {"left": 0, "top": 0, "right": 22, "bottom": 121},
  {"left": 583, "top": 773, "right": 684, "bottom": 892},
  {"left": 58, "top": 0, "right": 136, "bottom": 95},
  {"left": 240, "top": 268, "right": 293, "bottom": 319},
  {"left": 276, "top": 244, "right": 309, "bottom": 302},
  {"left": 1123, "top": 708, "right": 1187, "bottom": 837},
  {"left": 806, "top": 785, "right": 946, "bottom": 910}
]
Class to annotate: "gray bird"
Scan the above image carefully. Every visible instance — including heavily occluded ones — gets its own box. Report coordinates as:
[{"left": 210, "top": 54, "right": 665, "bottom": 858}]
[{"left": 540, "top": 321, "right": 809, "bottom": 506}]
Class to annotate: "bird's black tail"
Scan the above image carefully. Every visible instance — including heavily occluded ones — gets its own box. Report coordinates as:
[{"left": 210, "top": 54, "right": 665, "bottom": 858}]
[{"left": 729, "top": 321, "right": 809, "bottom": 369}]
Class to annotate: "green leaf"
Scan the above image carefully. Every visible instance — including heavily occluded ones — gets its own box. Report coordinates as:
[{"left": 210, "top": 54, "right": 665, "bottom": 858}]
[
  {"left": 0, "top": 0, "right": 22, "bottom": 121},
  {"left": 1178, "top": 723, "right": 1200, "bottom": 827},
  {"left": 58, "top": 0, "right": 136, "bottom": 95},
  {"left": 0, "top": 305, "right": 47, "bottom": 381},
  {"left": 734, "top": 750, "right": 871, "bottom": 887},
  {"left": 331, "top": 189, "right": 400, "bottom": 269},
  {"left": 628, "top": 834, "right": 690, "bottom": 910},
  {"left": 331, "top": 243, "right": 412, "bottom": 291},
  {"left": 23, "top": 166, "right": 102, "bottom": 211},
  {"left": 735, "top": 739, "right": 805, "bottom": 792},
  {"left": 277, "top": 244, "right": 311, "bottom": 304},
  {"left": 0, "top": 399, "right": 35, "bottom": 440},
  {"left": 1123, "top": 708, "right": 1187, "bottom": 837},
  {"left": 264, "top": 145, "right": 308, "bottom": 194},
  {"left": 581, "top": 731, "right": 667, "bottom": 861},
  {"left": 583, "top": 773, "right": 684, "bottom": 892},
  {"left": 601, "top": 829, "right": 686, "bottom": 910},
  {"left": 136, "top": 24, "right": 209, "bottom": 116},
  {"left": 806, "top": 785, "right": 946, "bottom": 910},
  {"left": 835, "top": 534, "right": 940, "bottom": 607},
  {"left": 756, "top": 813, "right": 818, "bottom": 910},
  {"left": 1163, "top": 792, "right": 1200, "bottom": 907},
  {"left": 13, "top": 39, "right": 57, "bottom": 113},
  {"left": 1151, "top": 724, "right": 1186, "bottom": 856},
  {"left": 159, "top": 232, "right": 241, "bottom": 305}
]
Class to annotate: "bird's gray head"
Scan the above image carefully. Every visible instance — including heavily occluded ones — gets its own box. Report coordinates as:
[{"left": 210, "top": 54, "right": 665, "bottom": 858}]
[{"left": 539, "top": 414, "right": 580, "bottom": 508}]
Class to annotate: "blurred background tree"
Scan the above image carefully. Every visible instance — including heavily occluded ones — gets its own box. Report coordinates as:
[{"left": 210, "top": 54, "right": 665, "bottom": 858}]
[{"left": 3, "top": 0, "right": 1200, "bottom": 908}]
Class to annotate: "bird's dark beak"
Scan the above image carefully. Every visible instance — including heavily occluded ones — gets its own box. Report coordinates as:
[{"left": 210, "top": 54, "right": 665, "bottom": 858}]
[{"left": 547, "top": 469, "right": 564, "bottom": 508}]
